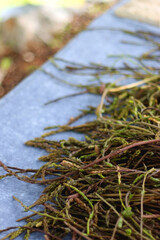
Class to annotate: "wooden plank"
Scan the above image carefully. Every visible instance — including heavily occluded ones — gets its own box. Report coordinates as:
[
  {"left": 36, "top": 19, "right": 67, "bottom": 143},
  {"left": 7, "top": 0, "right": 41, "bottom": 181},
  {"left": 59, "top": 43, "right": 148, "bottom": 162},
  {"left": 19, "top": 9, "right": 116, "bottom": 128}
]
[{"left": 116, "top": 0, "right": 160, "bottom": 27}]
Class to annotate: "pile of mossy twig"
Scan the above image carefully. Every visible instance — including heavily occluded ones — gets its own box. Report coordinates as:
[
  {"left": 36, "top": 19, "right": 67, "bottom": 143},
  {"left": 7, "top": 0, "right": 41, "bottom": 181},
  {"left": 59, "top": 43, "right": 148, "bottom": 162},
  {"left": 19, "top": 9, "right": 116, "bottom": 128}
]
[{"left": 0, "top": 30, "right": 160, "bottom": 240}]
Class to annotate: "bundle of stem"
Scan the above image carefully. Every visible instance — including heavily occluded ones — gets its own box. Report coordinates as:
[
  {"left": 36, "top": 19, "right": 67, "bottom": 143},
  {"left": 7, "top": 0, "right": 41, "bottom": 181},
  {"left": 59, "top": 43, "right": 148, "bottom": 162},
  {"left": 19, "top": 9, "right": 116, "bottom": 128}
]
[{"left": 0, "top": 30, "right": 160, "bottom": 240}]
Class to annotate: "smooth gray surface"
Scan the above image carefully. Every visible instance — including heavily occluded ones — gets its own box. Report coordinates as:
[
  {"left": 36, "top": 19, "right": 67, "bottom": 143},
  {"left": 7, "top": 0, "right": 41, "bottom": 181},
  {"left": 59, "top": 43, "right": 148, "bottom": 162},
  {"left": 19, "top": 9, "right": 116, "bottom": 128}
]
[{"left": 0, "top": 0, "right": 159, "bottom": 239}]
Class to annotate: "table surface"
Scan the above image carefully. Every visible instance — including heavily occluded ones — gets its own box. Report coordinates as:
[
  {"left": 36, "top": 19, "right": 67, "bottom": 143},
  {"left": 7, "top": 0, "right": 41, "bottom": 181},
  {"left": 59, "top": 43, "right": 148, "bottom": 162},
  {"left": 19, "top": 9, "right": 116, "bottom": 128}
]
[{"left": 0, "top": 0, "right": 159, "bottom": 239}]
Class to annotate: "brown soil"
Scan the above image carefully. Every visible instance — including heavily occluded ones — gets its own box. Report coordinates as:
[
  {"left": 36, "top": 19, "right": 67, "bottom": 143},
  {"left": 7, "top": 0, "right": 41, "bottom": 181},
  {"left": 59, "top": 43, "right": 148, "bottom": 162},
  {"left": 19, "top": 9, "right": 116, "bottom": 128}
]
[{"left": 0, "top": 2, "right": 115, "bottom": 98}]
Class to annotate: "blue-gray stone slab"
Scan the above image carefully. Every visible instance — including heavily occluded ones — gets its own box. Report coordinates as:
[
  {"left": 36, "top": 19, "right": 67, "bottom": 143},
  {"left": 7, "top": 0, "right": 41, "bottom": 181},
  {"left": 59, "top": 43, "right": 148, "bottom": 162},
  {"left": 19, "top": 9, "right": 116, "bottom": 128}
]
[{"left": 0, "top": 0, "right": 159, "bottom": 239}]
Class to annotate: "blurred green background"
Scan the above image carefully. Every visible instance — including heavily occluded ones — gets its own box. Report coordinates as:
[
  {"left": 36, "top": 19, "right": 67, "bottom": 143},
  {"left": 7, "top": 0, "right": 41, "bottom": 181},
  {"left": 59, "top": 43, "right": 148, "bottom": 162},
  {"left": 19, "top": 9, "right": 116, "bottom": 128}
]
[{"left": 0, "top": 0, "right": 85, "bottom": 12}]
